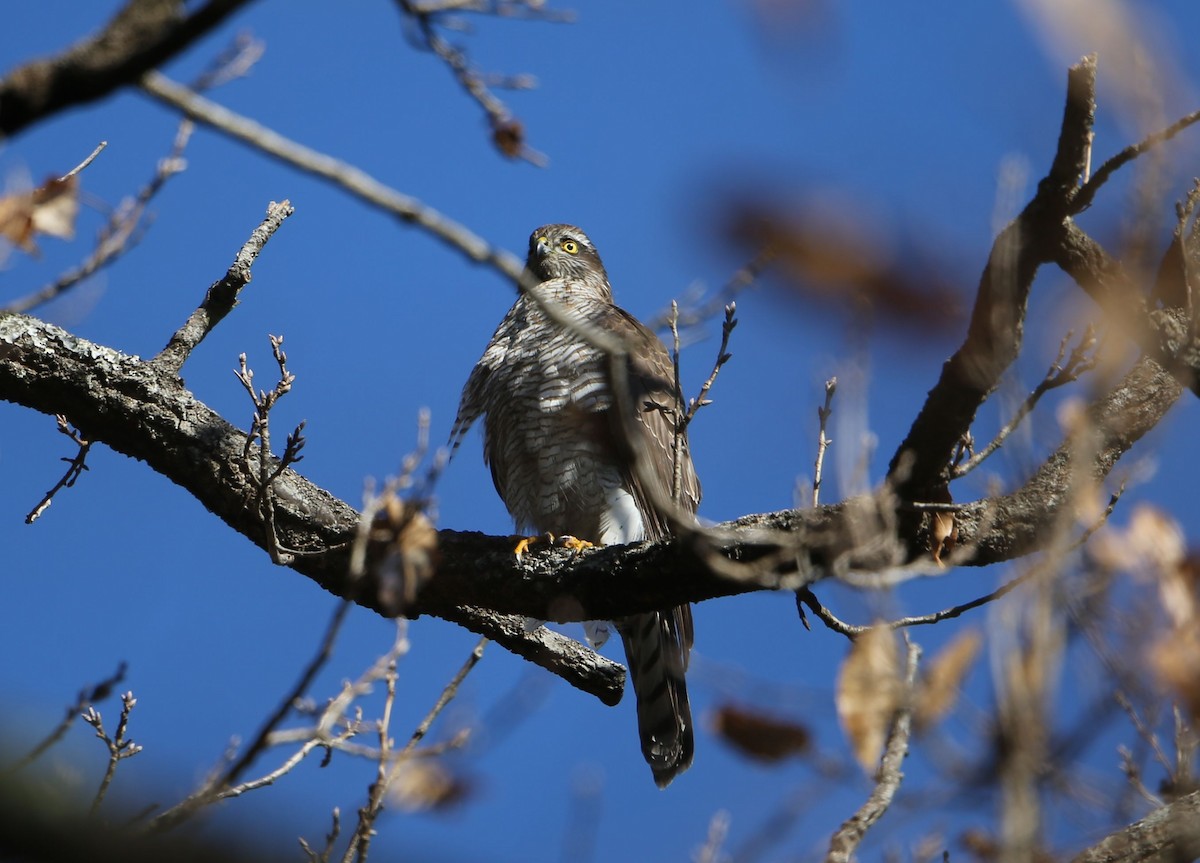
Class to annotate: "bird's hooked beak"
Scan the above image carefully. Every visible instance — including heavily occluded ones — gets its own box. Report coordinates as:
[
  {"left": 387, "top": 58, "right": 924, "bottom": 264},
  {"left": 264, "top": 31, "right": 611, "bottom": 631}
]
[{"left": 535, "top": 235, "right": 550, "bottom": 259}]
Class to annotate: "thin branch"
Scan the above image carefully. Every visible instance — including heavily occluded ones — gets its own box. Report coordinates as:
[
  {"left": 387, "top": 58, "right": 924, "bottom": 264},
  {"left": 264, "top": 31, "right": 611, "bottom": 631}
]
[
  {"left": 664, "top": 300, "right": 737, "bottom": 507},
  {"left": 395, "top": 0, "right": 551, "bottom": 164},
  {"left": 669, "top": 300, "right": 685, "bottom": 504},
  {"left": 650, "top": 248, "right": 772, "bottom": 331},
  {"left": 682, "top": 302, "right": 738, "bottom": 433},
  {"left": 343, "top": 637, "right": 487, "bottom": 863},
  {"left": 2, "top": 661, "right": 127, "bottom": 773},
  {"left": 825, "top": 639, "right": 921, "bottom": 863},
  {"left": 151, "top": 621, "right": 409, "bottom": 833},
  {"left": 222, "top": 600, "right": 351, "bottom": 786},
  {"left": 300, "top": 809, "right": 343, "bottom": 863},
  {"left": 234, "top": 334, "right": 307, "bottom": 565},
  {"left": 813, "top": 377, "right": 837, "bottom": 508},
  {"left": 695, "top": 810, "right": 732, "bottom": 863},
  {"left": 795, "top": 376, "right": 838, "bottom": 632},
  {"left": 1115, "top": 691, "right": 1174, "bottom": 784},
  {"left": 153, "top": 200, "right": 294, "bottom": 374},
  {"left": 25, "top": 415, "right": 93, "bottom": 523},
  {"left": 83, "top": 691, "right": 143, "bottom": 816},
  {"left": 5, "top": 125, "right": 190, "bottom": 315},
  {"left": 58, "top": 141, "right": 108, "bottom": 181},
  {"left": 1072, "top": 106, "right": 1200, "bottom": 214},
  {"left": 798, "top": 486, "right": 1124, "bottom": 641},
  {"left": 139, "top": 72, "right": 526, "bottom": 284},
  {"left": 952, "top": 326, "right": 1098, "bottom": 478}
]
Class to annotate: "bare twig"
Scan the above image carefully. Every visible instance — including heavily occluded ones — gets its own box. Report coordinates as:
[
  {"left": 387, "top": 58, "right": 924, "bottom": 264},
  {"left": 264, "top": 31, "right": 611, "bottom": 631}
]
[
  {"left": 662, "top": 301, "right": 738, "bottom": 503},
  {"left": 813, "top": 377, "right": 837, "bottom": 508},
  {"left": 681, "top": 302, "right": 738, "bottom": 434},
  {"left": 5, "top": 127, "right": 191, "bottom": 315},
  {"left": 83, "top": 691, "right": 143, "bottom": 816},
  {"left": 234, "top": 335, "right": 307, "bottom": 565},
  {"left": 222, "top": 600, "right": 351, "bottom": 787},
  {"left": 25, "top": 415, "right": 93, "bottom": 523},
  {"left": 152, "top": 621, "right": 410, "bottom": 833},
  {"left": 1072, "top": 107, "right": 1200, "bottom": 214},
  {"left": 344, "top": 636, "right": 488, "bottom": 863},
  {"left": 140, "top": 72, "right": 526, "bottom": 283},
  {"left": 154, "top": 200, "right": 294, "bottom": 373},
  {"left": 1116, "top": 691, "right": 1174, "bottom": 785},
  {"left": 190, "top": 31, "right": 265, "bottom": 91},
  {"left": 695, "top": 810, "right": 732, "bottom": 863},
  {"left": 651, "top": 249, "right": 772, "bottom": 331},
  {"left": 395, "top": 0, "right": 554, "bottom": 164},
  {"left": 795, "top": 377, "right": 838, "bottom": 631},
  {"left": 826, "top": 638, "right": 921, "bottom": 862},
  {"left": 58, "top": 141, "right": 107, "bottom": 181},
  {"left": 301, "top": 809, "right": 343, "bottom": 863},
  {"left": 1118, "top": 743, "right": 1164, "bottom": 808},
  {"left": 952, "top": 327, "right": 1098, "bottom": 478},
  {"left": 2, "top": 662, "right": 127, "bottom": 773},
  {"left": 668, "top": 300, "right": 685, "bottom": 503},
  {"left": 799, "top": 486, "right": 1123, "bottom": 641}
]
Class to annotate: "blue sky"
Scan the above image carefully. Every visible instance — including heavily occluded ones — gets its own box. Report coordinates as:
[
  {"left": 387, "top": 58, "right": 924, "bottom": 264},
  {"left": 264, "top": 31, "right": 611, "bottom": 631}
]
[{"left": 3, "top": 1, "right": 1200, "bottom": 860}]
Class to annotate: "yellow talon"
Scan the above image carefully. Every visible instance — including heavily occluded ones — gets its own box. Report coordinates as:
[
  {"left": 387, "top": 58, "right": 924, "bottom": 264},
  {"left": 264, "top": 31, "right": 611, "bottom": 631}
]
[
  {"left": 513, "top": 533, "right": 545, "bottom": 560},
  {"left": 512, "top": 532, "right": 595, "bottom": 560},
  {"left": 555, "top": 535, "right": 594, "bottom": 554}
]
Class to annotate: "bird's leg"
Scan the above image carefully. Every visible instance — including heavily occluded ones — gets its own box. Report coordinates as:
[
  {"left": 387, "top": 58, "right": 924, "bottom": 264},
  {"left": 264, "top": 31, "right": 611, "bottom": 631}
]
[
  {"left": 512, "top": 532, "right": 595, "bottom": 560},
  {"left": 554, "top": 535, "right": 594, "bottom": 553}
]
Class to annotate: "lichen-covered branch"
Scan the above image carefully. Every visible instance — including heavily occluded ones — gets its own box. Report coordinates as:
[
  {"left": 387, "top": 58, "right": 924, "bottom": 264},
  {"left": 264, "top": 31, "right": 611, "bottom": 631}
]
[{"left": 0, "top": 0, "right": 256, "bottom": 138}]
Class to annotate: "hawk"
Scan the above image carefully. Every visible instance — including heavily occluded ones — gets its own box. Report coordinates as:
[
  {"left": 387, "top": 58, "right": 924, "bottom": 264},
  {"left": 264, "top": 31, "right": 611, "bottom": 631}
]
[{"left": 451, "top": 224, "right": 700, "bottom": 787}]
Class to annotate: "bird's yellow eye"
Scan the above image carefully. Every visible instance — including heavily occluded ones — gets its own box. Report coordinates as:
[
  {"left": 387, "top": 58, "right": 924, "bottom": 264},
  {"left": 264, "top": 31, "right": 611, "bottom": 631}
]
[{"left": 561, "top": 240, "right": 579, "bottom": 255}]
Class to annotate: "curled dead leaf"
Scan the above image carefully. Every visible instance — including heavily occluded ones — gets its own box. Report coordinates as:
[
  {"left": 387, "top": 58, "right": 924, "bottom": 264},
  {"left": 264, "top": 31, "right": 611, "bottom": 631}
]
[
  {"left": 370, "top": 496, "right": 439, "bottom": 614},
  {"left": 724, "top": 198, "right": 964, "bottom": 334},
  {"left": 1150, "top": 551, "right": 1200, "bottom": 724},
  {"left": 1090, "top": 504, "right": 1185, "bottom": 578},
  {"left": 915, "top": 628, "right": 982, "bottom": 730},
  {"left": 0, "top": 175, "right": 80, "bottom": 255},
  {"left": 836, "top": 624, "right": 901, "bottom": 773},
  {"left": 491, "top": 118, "right": 525, "bottom": 159},
  {"left": 930, "top": 511, "right": 957, "bottom": 566},
  {"left": 387, "top": 759, "right": 471, "bottom": 813},
  {"left": 710, "top": 703, "right": 811, "bottom": 763}
]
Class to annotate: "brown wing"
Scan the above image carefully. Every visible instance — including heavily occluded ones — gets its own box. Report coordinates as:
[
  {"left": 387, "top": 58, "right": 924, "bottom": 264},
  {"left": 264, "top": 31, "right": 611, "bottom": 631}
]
[{"left": 599, "top": 306, "right": 701, "bottom": 542}]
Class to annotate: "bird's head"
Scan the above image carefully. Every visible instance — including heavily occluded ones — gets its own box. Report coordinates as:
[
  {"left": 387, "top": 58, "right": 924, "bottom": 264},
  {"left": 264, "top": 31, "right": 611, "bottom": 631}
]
[{"left": 525, "top": 224, "right": 612, "bottom": 299}]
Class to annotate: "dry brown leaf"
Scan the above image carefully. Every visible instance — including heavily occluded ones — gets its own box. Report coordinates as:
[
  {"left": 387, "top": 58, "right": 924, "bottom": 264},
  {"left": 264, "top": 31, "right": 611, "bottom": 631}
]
[
  {"left": 0, "top": 175, "right": 79, "bottom": 254},
  {"left": 710, "top": 703, "right": 811, "bottom": 763},
  {"left": 916, "top": 628, "right": 982, "bottom": 729},
  {"left": 387, "top": 759, "right": 471, "bottom": 813},
  {"left": 724, "top": 198, "right": 965, "bottom": 334},
  {"left": 930, "top": 511, "right": 957, "bottom": 566},
  {"left": 1090, "top": 503, "right": 1185, "bottom": 578},
  {"left": 1150, "top": 552, "right": 1200, "bottom": 724},
  {"left": 836, "top": 624, "right": 901, "bottom": 773},
  {"left": 491, "top": 118, "right": 525, "bottom": 159},
  {"left": 370, "top": 496, "right": 440, "bottom": 614}
]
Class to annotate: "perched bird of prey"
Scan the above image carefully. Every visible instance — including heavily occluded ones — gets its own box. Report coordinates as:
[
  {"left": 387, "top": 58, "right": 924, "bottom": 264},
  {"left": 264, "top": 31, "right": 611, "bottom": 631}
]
[{"left": 451, "top": 224, "right": 701, "bottom": 787}]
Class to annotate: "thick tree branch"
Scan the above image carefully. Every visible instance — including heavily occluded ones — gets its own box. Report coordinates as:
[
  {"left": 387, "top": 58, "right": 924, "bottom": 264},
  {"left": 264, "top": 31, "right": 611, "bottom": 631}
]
[
  {"left": 0, "top": 0, "right": 256, "bottom": 139},
  {"left": 886, "top": 55, "right": 1098, "bottom": 505},
  {"left": 0, "top": 313, "right": 623, "bottom": 706},
  {"left": 1068, "top": 788, "right": 1200, "bottom": 863},
  {"left": 1054, "top": 221, "right": 1200, "bottom": 396},
  {"left": 952, "top": 353, "right": 1181, "bottom": 564},
  {"left": 0, "top": 310, "right": 1171, "bottom": 630}
]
